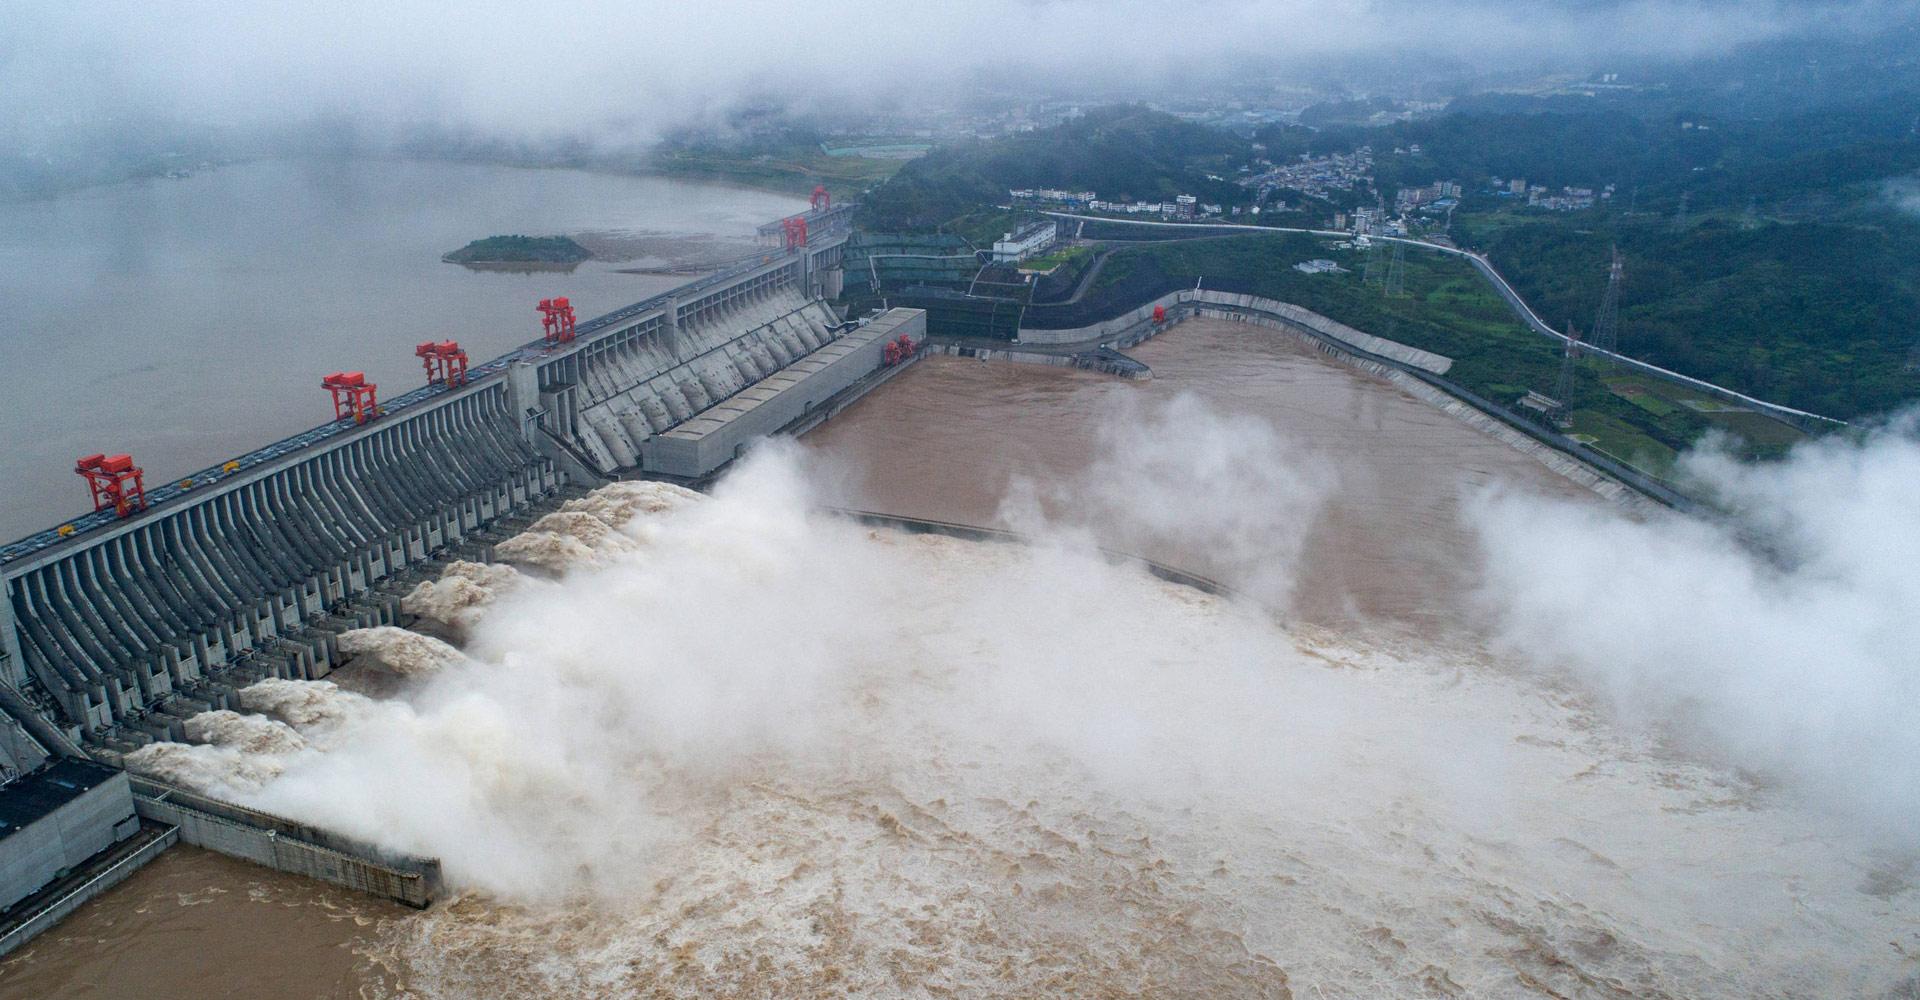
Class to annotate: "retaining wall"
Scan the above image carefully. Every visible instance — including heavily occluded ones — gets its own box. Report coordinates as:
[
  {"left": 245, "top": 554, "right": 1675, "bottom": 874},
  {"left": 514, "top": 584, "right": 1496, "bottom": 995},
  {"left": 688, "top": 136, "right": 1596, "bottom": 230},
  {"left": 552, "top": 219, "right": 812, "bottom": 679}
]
[{"left": 0, "top": 822, "right": 176, "bottom": 958}]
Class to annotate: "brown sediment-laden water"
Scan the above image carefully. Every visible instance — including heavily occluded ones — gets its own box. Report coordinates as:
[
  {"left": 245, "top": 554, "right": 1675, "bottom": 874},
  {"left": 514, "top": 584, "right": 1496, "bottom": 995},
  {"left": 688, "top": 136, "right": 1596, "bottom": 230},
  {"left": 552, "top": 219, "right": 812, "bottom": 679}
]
[{"left": 4, "top": 319, "right": 1914, "bottom": 999}]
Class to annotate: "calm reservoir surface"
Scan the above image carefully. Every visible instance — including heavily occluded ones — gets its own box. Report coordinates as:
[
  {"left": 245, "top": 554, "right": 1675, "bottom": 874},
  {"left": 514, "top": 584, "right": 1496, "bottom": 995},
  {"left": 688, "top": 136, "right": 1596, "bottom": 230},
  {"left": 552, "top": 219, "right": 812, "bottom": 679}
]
[{"left": 0, "top": 159, "right": 801, "bottom": 538}]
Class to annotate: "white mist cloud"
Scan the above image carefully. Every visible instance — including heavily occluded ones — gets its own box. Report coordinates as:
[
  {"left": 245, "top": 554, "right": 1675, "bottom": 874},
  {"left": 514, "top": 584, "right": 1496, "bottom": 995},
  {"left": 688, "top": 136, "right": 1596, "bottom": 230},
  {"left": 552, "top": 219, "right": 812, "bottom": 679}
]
[
  {"left": 1, "top": 1, "right": 1898, "bottom": 157},
  {"left": 1887, "top": 175, "right": 1920, "bottom": 217},
  {"left": 1469, "top": 416, "right": 1920, "bottom": 843},
  {"left": 1000, "top": 391, "right": 1337, "bottom": 610}
]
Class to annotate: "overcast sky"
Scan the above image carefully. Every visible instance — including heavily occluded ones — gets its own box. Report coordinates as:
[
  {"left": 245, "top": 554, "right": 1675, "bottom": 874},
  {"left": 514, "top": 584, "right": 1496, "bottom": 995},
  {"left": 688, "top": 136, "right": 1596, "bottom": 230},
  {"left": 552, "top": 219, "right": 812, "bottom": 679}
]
[{"left": 1, "top": 1, "right": 1908, "bottom": 155}]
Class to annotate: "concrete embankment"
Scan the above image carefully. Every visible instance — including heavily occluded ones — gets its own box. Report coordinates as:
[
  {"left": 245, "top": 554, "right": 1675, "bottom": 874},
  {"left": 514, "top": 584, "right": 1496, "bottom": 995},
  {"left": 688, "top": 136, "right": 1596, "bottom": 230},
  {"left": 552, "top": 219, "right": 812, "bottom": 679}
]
[{"left": 934, "top": 288, "right": 1684, "bottom": 510}]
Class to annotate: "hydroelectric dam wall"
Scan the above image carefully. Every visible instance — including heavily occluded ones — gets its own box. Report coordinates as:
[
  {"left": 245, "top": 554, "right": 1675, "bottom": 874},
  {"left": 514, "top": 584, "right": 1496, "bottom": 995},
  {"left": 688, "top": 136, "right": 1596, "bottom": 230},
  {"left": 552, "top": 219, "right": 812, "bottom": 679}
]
[{"left": 0, "top": 215, "right": 863, "bottom": 765}]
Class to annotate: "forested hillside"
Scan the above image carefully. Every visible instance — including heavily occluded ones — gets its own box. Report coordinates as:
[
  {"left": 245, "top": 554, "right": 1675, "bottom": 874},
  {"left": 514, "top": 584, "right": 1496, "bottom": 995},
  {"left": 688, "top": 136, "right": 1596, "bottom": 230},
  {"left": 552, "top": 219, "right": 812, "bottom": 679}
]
[
  {"left": 859, "top": 106, "right": 1247, "bottom": 231},
  {"left": 853, "top": 30, "right": 1920, "bottom": 420},
  {"left": 1478, "top": 219, "right": 1920, "bottom": 419}
]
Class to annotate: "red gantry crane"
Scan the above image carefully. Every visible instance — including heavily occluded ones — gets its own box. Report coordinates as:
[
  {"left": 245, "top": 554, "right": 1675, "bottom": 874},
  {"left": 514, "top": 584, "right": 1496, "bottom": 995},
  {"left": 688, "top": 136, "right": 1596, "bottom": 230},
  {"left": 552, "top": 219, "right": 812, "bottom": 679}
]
[
  {"left": 75, "top": 453, "right": 147, "bottom": 518},
  {"left": 781, "top": 215, "right": 808, "bottom": 251},
  {"left": 416, "top": 339, "right": 470, "bottom": 387},
  {"left": 322, "top": 371, "right": 380, "bottom": 424},
  {"left": 882, "top": 332, "right": 919, "bottom": 366},
  {"left": 537, "top": 297, "right": 577, "bottom": 347}
]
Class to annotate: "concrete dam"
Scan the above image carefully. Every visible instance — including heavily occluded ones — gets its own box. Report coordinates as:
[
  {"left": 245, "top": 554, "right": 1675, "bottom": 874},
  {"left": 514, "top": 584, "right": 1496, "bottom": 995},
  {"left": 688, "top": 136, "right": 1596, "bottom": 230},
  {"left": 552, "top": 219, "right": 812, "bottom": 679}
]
[{"left": 0, "top": 203, "right": 924, "bottom": 934}]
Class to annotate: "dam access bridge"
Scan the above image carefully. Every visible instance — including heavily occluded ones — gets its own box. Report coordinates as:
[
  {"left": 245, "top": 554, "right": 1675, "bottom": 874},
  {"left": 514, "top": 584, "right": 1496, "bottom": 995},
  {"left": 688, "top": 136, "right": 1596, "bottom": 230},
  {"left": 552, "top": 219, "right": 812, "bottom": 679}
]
[{"left": 0, "top": 197, "right": 914, "bottom": 769}]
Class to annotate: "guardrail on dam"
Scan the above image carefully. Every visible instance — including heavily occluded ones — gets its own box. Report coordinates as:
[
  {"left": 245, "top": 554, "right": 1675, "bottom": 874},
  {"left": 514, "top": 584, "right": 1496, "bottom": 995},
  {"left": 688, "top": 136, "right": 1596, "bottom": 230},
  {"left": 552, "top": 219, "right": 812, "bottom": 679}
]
[{"left": 0, "top": 214, "right": 854, "bottom": 757}]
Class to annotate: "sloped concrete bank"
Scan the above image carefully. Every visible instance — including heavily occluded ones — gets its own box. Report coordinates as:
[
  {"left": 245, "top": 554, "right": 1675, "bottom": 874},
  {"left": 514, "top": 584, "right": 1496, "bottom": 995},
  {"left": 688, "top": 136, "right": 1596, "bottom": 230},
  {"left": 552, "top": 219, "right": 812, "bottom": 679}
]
[{"left": 1168, "top": 295, "right": 1672, "bottom": 511}]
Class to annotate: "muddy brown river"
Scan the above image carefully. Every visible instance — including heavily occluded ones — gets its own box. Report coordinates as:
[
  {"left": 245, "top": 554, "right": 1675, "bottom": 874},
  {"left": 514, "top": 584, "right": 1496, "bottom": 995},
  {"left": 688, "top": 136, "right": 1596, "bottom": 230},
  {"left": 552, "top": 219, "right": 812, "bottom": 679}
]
[
  {"left": 808, "top": 319, "right": 1594, "bottom": 634},
  {"left": 1, "top": 319, "right": 1810, "bottom": 999}
]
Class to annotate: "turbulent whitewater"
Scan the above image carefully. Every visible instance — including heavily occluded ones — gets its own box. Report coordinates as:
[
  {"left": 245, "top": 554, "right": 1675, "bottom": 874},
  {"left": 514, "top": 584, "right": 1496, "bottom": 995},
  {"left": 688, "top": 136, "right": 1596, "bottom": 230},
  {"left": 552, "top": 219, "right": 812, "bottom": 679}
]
[{"left": 116, "top": 451, "right": 1919, "bottom": 998}]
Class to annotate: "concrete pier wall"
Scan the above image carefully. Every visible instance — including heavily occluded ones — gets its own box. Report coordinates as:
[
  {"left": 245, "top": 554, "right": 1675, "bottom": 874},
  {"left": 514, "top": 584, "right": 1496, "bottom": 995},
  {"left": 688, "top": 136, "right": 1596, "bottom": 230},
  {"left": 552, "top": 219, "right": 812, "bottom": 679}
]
[
  {"left": 644, "top": 310, "right": 923, "bottom": 477},
  {"left": 131, "top": 778, "right": 440, "bottom": 908},
  {"left": 1018, "top": 288, "right": 1453, "bottom": 375}
]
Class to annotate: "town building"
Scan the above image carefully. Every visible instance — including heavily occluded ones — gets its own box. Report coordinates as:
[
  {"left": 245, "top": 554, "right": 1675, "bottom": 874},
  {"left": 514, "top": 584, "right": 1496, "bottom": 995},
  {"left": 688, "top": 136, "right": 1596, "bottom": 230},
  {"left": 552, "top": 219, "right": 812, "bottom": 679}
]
[{"left": 990, "top": 222, "right": 1057, "bottom": 263}]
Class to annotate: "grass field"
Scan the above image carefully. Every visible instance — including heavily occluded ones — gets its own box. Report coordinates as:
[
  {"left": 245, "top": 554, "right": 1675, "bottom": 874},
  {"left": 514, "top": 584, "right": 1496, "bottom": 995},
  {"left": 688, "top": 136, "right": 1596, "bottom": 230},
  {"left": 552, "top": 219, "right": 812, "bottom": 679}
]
[
  {"left": 1019, "top": 245, "right": 1093, "bottom": 273},
  {"left": 1567, "top": 409, "right": 1681, "bottom": 478},
  {"left": 1604, "top": 372, "right": 1807, "bottom": 456},
  {"left": 1604, "top": 375, "right": 1682, "bottom": 417}
]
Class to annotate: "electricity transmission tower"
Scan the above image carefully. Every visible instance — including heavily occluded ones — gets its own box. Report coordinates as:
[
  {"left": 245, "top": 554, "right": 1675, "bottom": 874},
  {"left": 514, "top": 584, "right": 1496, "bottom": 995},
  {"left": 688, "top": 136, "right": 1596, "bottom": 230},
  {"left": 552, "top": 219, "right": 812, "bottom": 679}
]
[
  {"left": 1384, "top": 242, "right": 1406, "bottom": 297},
  {"left": 1589, "top": 246, "right": 1625, "bottom": 360},
  {"left": 1672, "top": 192, "right": 1690, "bottom": 229},
  {"left": 1554, "top": 323, "right": 1583, "bottom": 422}
]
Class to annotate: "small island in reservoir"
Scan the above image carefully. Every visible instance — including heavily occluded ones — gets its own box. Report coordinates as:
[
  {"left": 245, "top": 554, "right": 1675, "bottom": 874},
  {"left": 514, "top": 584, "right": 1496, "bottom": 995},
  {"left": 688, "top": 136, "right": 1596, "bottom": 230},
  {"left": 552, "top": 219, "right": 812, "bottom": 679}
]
[{"left": 443, "top": 234, "right": 592, "bottom": 268}]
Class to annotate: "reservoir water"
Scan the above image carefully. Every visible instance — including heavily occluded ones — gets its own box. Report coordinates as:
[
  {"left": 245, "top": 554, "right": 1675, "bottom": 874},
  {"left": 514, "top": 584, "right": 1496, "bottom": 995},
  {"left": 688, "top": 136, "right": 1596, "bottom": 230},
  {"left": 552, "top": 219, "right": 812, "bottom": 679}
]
[{"left": 0, "top": 159, "right": 803, "bottom": 538}]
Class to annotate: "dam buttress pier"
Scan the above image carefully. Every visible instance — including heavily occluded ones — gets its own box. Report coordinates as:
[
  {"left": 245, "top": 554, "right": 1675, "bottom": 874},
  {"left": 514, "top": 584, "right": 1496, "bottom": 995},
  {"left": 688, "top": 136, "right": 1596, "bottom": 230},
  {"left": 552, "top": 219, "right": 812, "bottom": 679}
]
[{"left": 0, "top": 202, "right": 922, "bottom": 927}]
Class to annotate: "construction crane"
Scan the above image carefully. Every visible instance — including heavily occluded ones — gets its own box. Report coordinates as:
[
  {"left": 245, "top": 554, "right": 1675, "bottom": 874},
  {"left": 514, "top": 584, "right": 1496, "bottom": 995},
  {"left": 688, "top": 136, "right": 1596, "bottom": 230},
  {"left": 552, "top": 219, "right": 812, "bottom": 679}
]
[
  {"left": 810, "top": 185, "right": 831, "bottom": 213},
  {"left": 75, "top": 454, "right": 147, "bottom": 518},
  {"left": 322, "top": 372, "right": 380, "bottom": 424}
]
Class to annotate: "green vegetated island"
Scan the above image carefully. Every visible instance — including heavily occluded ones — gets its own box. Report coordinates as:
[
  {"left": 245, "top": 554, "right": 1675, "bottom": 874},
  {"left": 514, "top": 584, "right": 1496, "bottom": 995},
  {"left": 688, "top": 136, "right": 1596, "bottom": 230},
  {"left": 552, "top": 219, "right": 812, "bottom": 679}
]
[
  {"left": 443, "top": 235, "right": 592, "bottom": 265},
  {"left": 842, "top": 41, "right": 1920, "bottom": 485}
]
